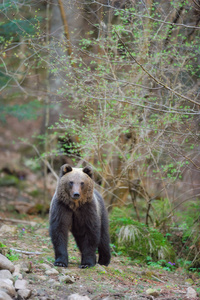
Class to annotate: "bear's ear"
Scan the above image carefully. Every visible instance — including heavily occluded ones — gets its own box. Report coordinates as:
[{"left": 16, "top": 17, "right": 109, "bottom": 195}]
[
  {"left": 83, "top": 166, "right": 93, "bottom": 179},
  {"left": 60, "top": 164, "right": 73, "bottom": 177}
]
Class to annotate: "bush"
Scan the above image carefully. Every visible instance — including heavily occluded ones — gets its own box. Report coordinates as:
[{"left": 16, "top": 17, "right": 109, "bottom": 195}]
[{"left": 109, "top": 207, "right": 175, "bottom": 264}]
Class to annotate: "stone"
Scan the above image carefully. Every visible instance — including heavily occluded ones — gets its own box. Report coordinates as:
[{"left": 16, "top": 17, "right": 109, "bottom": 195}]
[
  {"left": 20, "top": 262, "right": 31, "bottom": 273},
  {"left": 15, "top": 279, "right": 28, "bottom": 290},
  {"left": 59, "top": 275, "right": 75, "bottom": 284},
  {"left": 1, "top": 279, "right": 13, "bottom": 286},
  {"left": 0, "top": 254, "right": 15, "bottom": 273},
  {"left": 68, "top": 294, "right": 91, "bottom": 300},
  {"left": 0, "top": 225, "right": 17, "bottom": 235},
  {"left": 52, "top": 281, "right": 60, "bottom": 287},
  {"left": 185, "top": 278, "right": 194, "bottom": 286},
  {"left": 13, "top": 264, "right": 21, "bottom": 274},
  {"left": 45, "top": 268, "right": 59, "bottom": 276},
  {"left": 186, "top": 287, "right": 197, "bottom": 299},
  {"left": 48, "top": 279, "right": 60, "bottom": 287},
  {"left": 11, "top": 201, "right": 35, "bottom": 214},
  {"left": 0, "top": 270, "right": 13, "bottom": 281},
  {"left": 95, "top": 264, "right": 107, "bottom": 274},
  {"left": 0, "top": 290, "right": 12, "bottom": 300},
  {"left": 0, "top": 279, "right": 16, "bottom": 297},
  {"left": 61, "top": 269, "right": 74, "bottom": 275},
  {"left": 13, "top": 264, "right": 23, "bottom": 279},
  {"left": 40, "top": 263, "right": 52, "bottom": 270},
  {"left": 36, "top": 275, "right": 47, "bottom": 281},
  {"left": 17, "top": 289, "right": 32, "bottom": 300},
  {"left": 146, "top": 288, "right": 159, "bottom": 297}
]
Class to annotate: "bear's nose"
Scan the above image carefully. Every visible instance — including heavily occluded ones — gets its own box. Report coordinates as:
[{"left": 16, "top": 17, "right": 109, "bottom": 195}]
[{"left": 73, "top": 193, "right": 80, "bottom": 199}]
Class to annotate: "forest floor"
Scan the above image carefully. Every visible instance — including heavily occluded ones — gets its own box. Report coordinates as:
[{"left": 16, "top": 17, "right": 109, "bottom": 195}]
[{"left": 0, "top": 213, "right": 199, "bottom": 300}]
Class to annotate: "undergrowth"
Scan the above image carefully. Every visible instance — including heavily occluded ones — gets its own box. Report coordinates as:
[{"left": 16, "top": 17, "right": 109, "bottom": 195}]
[{"left": 109, "top": 207, "right": 175, "bottom": 266}]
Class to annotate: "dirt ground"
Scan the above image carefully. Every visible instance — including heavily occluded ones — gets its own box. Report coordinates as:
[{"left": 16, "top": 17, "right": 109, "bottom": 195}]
[{"left": 0, "top": 214, "right": 199, "bottom": 300}]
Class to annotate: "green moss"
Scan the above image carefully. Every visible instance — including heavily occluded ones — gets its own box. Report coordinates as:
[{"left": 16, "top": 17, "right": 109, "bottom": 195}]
[
  {"left": 0, "top": 175, "right": 20, "bottom": 187},
  {"left": 28, "top": 189, "right": 40, "bottom": 197}
]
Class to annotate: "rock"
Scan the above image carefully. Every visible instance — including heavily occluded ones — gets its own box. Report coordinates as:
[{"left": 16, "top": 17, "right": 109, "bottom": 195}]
[
  {"left": 185, "top": 278, "right": 194, "bottom": 286},
  {"left": 45, "top": 268, "right": 59, "bottom": 275},
  {"left": 36, "top": 275, "right": 47, "bottom": 281},
  {"left": 186, "top": 287, "right": 197, "bottom": 299},
  {"left": 52, "top": 281, "right": 60, "bottom": 287},
  {"left": 0, "top": 270, "right": 13, "bottom": 281},
  {"left": 95, "top": 264, "right": 107, "bottom": 274},
  {"left": 68, "top": 294, "right": 91, "bottom": 300},
  {"left": 13, "top": 264, "right": 23, "bottom": 279},
  {"left": 1, "top": 279, "right": 13, "bottom": 286},
  {"left": 17, "top": 289, "right": 32, "bottom": 300},
  {"left": 11, "top": 201, "right": 35, "bottom": 214},
  {"left": 61, "top": 269, "right": 75, "bottom": 275},
  {"left": 48, "top": 279, "right": 60, "bottom": 287},
  {"left": 0, "top": 290, "right": 12, "bottom": 300},
  {"left": 0, "top": 279, "right": 16, "bottom": 297},
  {"left": 146, "top": 288, "right": 159, "bottom": 297},
  {"left": 0, "top": 225, "right": 17, "bottom": 235},
  {"left": 13, "top": 264, "right": 21, "bottom": 274},
  {"left": 40, "top": 263, "right": 52, "bottom": 271},
  {"left": 0, "top": 254, "right": 15, "bottom": 273},
  {"left": 19, "top": 262, "right": 31, "bottom": 273},
  {"left": 15, "top": 279, "right": 28, "bottom": 290},
  {"left": 59, "top": 275, "right": 75, "bottom": 284}
]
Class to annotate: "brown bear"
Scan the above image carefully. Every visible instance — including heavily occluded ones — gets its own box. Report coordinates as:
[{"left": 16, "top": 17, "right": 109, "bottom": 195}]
[{"left": 49, "top": 164, "right": 111, "bottom": 268}]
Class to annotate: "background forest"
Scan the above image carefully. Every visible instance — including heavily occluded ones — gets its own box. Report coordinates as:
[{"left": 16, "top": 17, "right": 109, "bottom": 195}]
[{"left": 0, "top": 0, "right": 200, "bottom": 271}]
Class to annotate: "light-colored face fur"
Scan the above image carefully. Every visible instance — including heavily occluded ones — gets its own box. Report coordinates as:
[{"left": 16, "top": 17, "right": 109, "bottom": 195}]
[{"left": 57, "top": 165, "right": 94, "bottom": 210}]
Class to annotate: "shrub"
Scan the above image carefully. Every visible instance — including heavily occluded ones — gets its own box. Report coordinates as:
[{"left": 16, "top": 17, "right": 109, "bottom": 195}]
[{"left": 109, "top": 207, "right": 175, "bottom": 263}]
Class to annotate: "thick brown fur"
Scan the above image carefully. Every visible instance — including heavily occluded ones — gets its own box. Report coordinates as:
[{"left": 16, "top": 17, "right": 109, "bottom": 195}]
[{"left": 49, "top": 164, "right": 111, "bottom": 268}]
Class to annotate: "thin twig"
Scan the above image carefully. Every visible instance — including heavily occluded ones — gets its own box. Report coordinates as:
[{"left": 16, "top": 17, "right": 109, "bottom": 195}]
[
  {"left": 22, "top": 142, "right": 59, "bottom": 181},
  {"left": 152, "top": 275, "right": 166, "bottom": 283},
  {"left": 10, "top": 248, "right": 43, "bottom": 255},
  {"left": 0, "top": 217, "right": 37, "bottom": 226},
  {"left": 94, "top": 2, "right": 200, "bottom": 29},
  {"left": 115, "top": 31, "right": 200, "bottom": 107}
]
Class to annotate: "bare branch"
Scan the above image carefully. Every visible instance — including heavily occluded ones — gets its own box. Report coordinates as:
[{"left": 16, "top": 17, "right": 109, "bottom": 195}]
[{"left": 115, "top": 31, "right": 200, "bottom": 107}]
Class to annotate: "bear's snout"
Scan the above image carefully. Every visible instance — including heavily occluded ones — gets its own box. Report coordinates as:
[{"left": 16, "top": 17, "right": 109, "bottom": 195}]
[{"left": 72, "top": 192, "right": 80, "bottom": 199}]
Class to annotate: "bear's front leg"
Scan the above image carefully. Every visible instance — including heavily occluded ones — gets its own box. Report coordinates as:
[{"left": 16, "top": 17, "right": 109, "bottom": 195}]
[
  {"left": 80, "top": 243, "right": 97, "bottom": 268},
  {"left": 73, "top": 223, "right": 100, "bottom": 268},
  {"left": 49, "top": 201, "right": 72, "bottom": 267}
]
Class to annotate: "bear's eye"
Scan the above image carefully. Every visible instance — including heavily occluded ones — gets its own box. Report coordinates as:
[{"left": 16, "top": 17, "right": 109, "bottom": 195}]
[
  {"left": 69, "top": 181, "right": 73, "bottom": 187},
  {"left": 81, "top": 182, "right": 84, "bottom": 187}
]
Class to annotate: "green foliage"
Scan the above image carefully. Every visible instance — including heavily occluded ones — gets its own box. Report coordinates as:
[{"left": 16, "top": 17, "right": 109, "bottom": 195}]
[
  {"left": 147, "top": 258, "right": 176, "bottom": 272},
  {"left": 0, "top": 1, "right": 199, "bottom": 273},
  {"left": 0, "top": 18, "right": 40, "bottom": 41},
  {"left": 6, "top": 250, "right": 20, "bottom": 262},
  {"left": 0, "top": 100, "right": 43, "bottom": 123},
  {"left": 109, "top": 207, "right": 175, "bottom": 263},
  {"left": 0, "top": 175, "right": 20, "bottom": 187},
  {"left": 170, "top": 200, "right": 200, "bottom": 270},
  {"left": 0, "top": 242, "right": 6, "bottom": 248},
  {"left": 0, "top": 2, "right": 45, "bottom": 124}
]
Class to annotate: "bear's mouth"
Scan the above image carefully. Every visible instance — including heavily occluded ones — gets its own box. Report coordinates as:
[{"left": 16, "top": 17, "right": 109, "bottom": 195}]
[{"left": 72, "top": 194, "right": 81, "bottom": 200}]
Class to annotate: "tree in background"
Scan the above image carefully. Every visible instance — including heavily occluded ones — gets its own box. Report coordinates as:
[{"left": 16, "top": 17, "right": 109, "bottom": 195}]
[{"left": 0, "top": 1, "right": 200, "bottom": 251}]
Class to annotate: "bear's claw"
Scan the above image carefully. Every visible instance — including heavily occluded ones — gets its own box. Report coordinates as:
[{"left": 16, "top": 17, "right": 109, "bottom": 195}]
[
  {"left": 54, "top": 262, "right": 67, "bottom": 267},
  {"left": 79, "top": 264, "right": 90, "bottom": 269}
]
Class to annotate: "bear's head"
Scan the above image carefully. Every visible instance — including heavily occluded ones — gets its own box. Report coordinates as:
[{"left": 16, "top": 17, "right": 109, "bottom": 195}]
[{"left": 57, "top": 164, "right": 94, "bottom": 210}]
